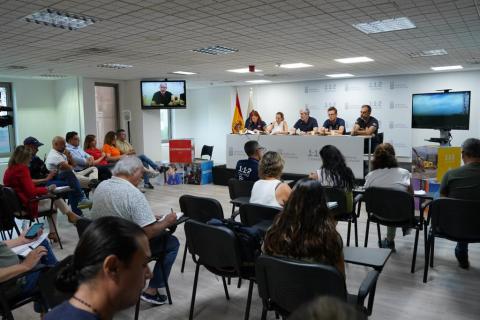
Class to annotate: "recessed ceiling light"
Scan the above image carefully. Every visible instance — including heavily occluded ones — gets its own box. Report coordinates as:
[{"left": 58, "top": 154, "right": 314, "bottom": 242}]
[
  {"left": 192, "top": 45, "right": 238, "bottom": 55},
  {"left": 227, "top": 68, "right": 263, "bottom": 73},
  {"left": 353, "top": 17, "right": 416, "bottom": 34},
  {"left": 431, "top": 65, "right": 463, "bottom": 71},
  {"left": 408, "top": 49, "right": 448, "bottom": 58},
  {"left": 326, "top": 73, "right": 355, "bottom": 78},
  {"left": 245, "top": 80, "right": 272, "bottom": 84},
  {"left": 171, "top": 71, "right": 197, "bottom": 75},
  {"left": 278, "top": 63, "right": 313, "bottom": 69},
  {"left": 97, "top": 63, "right": 133, "bottom": 69},
  {"left": 335, "top": 57, "right": 374, "bottom": 64},
  {"left": 24, "top": 8, "right": 95, "bottom": 30}
]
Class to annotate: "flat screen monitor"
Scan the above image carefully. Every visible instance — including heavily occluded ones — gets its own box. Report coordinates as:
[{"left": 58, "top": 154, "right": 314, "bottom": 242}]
[
  {"left": 411, "top": 91, "right": 470, "bottom": 130},
  {"left": 141, "top": 80, "right": 186, "bottom": 109}
]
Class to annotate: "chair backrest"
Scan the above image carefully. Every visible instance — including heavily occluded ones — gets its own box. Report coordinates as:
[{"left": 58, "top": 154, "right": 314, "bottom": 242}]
[
  {"left": 430, "top": 198, "right": 480, "bottom": 242},
  {"left": 323, "top": 187, "right": 348, "bottom": 216},
  {"left": 76, "top": 218, "right": 93, "bottom": 238},
  {"left": 0, "top": 186, "right": 22, "bottom": 232},
  {"left": 185, "top": 220, "right": 242, "bottom": 273},
  {"left": 38, "top": 255, "right": 74, "bottom": 311},
  {"left": 239, "top": 203, "right": 281, "bottom": 227},
  {"left": 228, "top": 178, "right": 255, "bottom": 200},
  {"left": 201, "top": 145, "right": 214, "bottom": 160},
  {"left": 255, "top": 255, "right": 347, "bottom": 315},
  {"left": 364, "top": 187, "right": 414, "bottom": 224},
  {"left": 179, "top": 195, "right": 224, "bottom": 222}
]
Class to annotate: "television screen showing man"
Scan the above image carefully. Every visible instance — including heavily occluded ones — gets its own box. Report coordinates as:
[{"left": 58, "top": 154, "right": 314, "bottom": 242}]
[
  {"left": 320, "top": 106, "right": 345, "bottom": 135},
  {"left": 151, "top": 83, "right": 172, "bottom": 107}
]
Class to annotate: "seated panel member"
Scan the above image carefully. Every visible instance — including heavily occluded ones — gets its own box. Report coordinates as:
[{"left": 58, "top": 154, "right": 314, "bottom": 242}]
[
  {"left": 320, "top": 106, "right": 345, "bottom": 135},
  {"left": 292, "top": 108, "right": 318, "bottom": 134},
  {"left": 351, "top": 104, "right": 379, "bottom": 136},
  {"left": 235, "top": 140, "right": 264, "bottom": 182},
  {"left": 245, "top": 110, "right": 267, "bottom": 132},
  {"left": 266, "top": 112, "right": 288, "bottom": 135}
]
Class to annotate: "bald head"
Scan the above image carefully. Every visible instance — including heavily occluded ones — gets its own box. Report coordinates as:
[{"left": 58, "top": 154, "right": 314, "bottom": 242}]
[{"left": 52, "top": 136, "right": 66, "bottom": 153}]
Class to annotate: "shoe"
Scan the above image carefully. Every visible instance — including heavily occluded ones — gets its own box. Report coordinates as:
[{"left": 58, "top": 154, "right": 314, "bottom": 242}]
[
  {"left": 402, "top": 227, "right": 412, "bottom": 236},
  {"left": 139, "top": 187, "right": 146, "bottom": 193},
  {"left": 88, "top": 179, "right": 99, "bottom": 189},
  {"left": 455, "top": 251, "right": 470, "bottom": 269},
  {"left": 144, "top": 182, "right": 155, "bottom": 189},
  {"left": 140, "top": 292, "right": 167, "bottom": 305},
  {"left": 145, "top": 169, "right": 160, "bottom": 179},
  {"left": 78, "top": 198, "right": 93, "bottom": 209},
  {"left": 379, "top": 239, "right": 396, "bottom": 252}
]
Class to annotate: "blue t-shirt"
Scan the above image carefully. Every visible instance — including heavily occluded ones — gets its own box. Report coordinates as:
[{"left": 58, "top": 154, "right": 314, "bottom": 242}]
[
  {"left": 355, "top": 116, "right": 379, "bottom": 132},
  {"left": 44, "top": 301, "right": 100, "bottom": 320},
  {"left": 293, "top": 117, "right": 318, "bottom": 132},
  {"left": 322, "top": 118, "right": 346, "bottom": 133},
  {"left": 245, "top": 118, "right": 266, "bottom": 131},
  {"left": 235, "top": 158, "right": 259, "bottom": 181}
]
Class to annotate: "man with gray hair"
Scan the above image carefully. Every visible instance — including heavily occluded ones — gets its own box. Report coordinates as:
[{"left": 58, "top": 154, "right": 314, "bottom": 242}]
[
  {"left": 440, "top": 138, "right": 480, "bottom": 269},
  {"left": 91, "top": 156, "right": 179, "bottom": 305},
  {"left": 292, "top": 107, "right": 318, "bottom": 134}
]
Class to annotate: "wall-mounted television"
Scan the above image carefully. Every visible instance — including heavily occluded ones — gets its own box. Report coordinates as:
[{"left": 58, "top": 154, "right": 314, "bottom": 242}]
[
  {"left": 411, "top": 91, "right": 470, "bottom": 130},
  {"left": 141, "top": 80, "right": 186, "bottom": 109}
]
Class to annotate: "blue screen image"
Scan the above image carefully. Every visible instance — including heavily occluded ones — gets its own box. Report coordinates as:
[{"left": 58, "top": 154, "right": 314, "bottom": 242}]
[{"left": 412, "top": 92, "right": 469, "bottom": 116}]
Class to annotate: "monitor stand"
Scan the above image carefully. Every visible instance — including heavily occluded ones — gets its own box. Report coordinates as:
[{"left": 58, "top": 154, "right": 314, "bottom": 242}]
[{"left": 425, "top": 129, "right": 451, "bottom": 146}]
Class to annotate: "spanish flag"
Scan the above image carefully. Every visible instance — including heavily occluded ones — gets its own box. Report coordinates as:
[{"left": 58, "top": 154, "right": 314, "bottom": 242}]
[{"left": 231, "top": 91, "right": 244, "bottom": 133}]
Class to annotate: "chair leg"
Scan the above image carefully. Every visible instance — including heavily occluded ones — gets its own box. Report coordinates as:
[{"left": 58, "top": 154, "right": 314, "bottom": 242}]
[
  {"left": 244, "top": 280, "right": 254, "bottom": 320},
  {"left": 261, "top": 307, "right": 268, "bottom": 320},
  {"left": 231, "top": 205, "right": 236, "bottom": 219},
  {"left": 354, "top": 216, "right": 359, "bottom": 247},
  {"left": 424, "top": 223, "right": 428, "bottom": 254},
  {"left": 237, "top": 278, "right": 242, "bottom": 288},
  {"left": 221, "top": 276, "right": 230, "bottom": 300},
  {"left": 1, "top": 231, "right": 5, "bottom": 240},
  {"left": 134, "top": 298, "right": 140, "bottom": 320},
  {"left": 423, "top": 234, "right": 431, "bottom": 283},
  {"left": 49, "top": 215, "right": 63, "bottom": 250},
  {"left": 364, "top": 218, "right": 370, "bottom": 247},
  {"left": 411, "top": 228, "right": 420, "bottom": 273},
  {"left": 346, "top": 220, "right": 352, "bottom": 247},
  {"left": 189, "top": 263, "right": 200, "bottom": 320},
  {"left": 376, "top": 223, "right": 381, "bottom": 247},
  {"left": 161, "top": 263, "right": 172, "bottom": 305},
  {"left": 430, "top": 237, "right": 435, "bottom": 268},
  {"left": 181, "top": 245, "right": 188, "bottom": 273}
]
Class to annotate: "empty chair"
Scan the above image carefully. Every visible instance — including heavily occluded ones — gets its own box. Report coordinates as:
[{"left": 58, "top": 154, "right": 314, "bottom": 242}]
[
  {"left": 185, "top": 220, "right": 255, "bottom": 320},
  {"left": 423, "top": 198, "right": 480, "bottom": 283},
  {"left": 239, "top": 203, "right": 281, "bottom": 233},
  {"left": 363, "top": 187, "right": 422, "bottom": 273},
  {"left": 228, "top": 178, "right": 254, "bottom": 219},
  {"left": 0, "top": 185, "right": 21, "bottom": 240},
  {"left": 255, "top": 255, "right": 379, "bottom": 319},
  {"left": 200, "top": 145, "right": 214, "bottom": 160},
  {"left": 179, "top": 194, "right": 224, "bottom": 272}
]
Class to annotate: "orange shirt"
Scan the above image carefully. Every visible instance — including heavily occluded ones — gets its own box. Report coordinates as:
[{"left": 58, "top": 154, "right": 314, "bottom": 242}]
[{"left": 102, "top": 144, "right": 121, "bottom": 157}]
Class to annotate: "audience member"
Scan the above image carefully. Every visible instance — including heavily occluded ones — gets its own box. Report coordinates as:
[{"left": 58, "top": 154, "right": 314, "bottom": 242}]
[
  {"left": 264, "top": 178, "right": 345, "bottom": 277},
  {"left": 266, "top": 112, "right": 288, "bottom": 134},
  {"left": 320, "top": 107, "right": 346, "bottom": 135},
  {"left": 245, "top": 110, "right": 267, "bottom": 132},
  {"left": 65, "top": 131, "right": 99, "bottom": 188},
  {"left": 23, "top": 136, "right": 56, "bottom": 185},
  {"left": 102, "top": 131, "right": 124, "bottom": 163},
  {"left": 250, "top": 151, "right": 291, "bottom": 208},
  {"left": 440, "top": 138, "right": 480, "bottom": 269},
  {"left": 3, "top": 146, "right": 79, "bottom": 238},
  {"left": 46, "top": 217, "right": 152, "bottom": 320},
  {"left": 90, "top": 156, "right": 179, "bottom": 305},
  {"left": 289, "top": 296, "right": 365, "bottom": 320},
  {"left": 235, "top": 140, "right": 264, "bottom": 181},
  {"left": 364, "top": 143, "right": 411, "bottom": 251},
  {"left": 292, "top": 108, "right": 318, "bottom": 134},
  {"left": 115, "top": 129, "right": 160, "bottom": 189},
  {"left": 83, "top": 134, "right": 113, "bottom": 181},
  {"left": 310, "top": 145, "right": 355, "bottom": 213}
]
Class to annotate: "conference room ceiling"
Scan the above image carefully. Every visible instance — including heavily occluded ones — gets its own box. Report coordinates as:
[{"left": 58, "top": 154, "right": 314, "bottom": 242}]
[{"left": 0, "top": 0, "right": 479, "bottom": 87}]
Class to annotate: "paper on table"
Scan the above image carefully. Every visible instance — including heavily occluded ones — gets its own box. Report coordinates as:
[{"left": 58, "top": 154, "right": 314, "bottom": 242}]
[
  {"left": 11, "top": 233, "right": 48, "bottom": 257},
  {"left": 158, "top": 211, "right": 184, "bottom": 222},
  {"left": 327, "top": 201, "right": 338, "bottom": 209},
  {"left": 414, "top": 190, "right": 426, "bottom": 195}
]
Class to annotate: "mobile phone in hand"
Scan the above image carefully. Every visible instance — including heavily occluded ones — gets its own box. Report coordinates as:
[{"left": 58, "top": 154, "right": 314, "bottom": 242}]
[{"left": 25, "top": 223, "right": 44, "bottom": 239}]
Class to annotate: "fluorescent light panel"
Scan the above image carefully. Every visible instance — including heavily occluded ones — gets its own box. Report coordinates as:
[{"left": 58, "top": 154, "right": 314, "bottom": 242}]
[
  {"left": 326, "top": 73, "right": 355, "bottom": 78},
  {"left": 279, "top": 63, "right": 313, "bottom": 69},
  {"left": 353, "top": 17, "right": 416, "bottom": 34},
  {"left": 192, "top": 45, "right": 238, "bottom": 55},
  {"left": 335, "top": 56, "right": 374, "bottom": 64},
  {"left": 431, "top": 65, "right": 463, "bottom": 71},
  {"left": 97, "top": 63, "right": 133, "bottom": 69},
  {"left": 408, "top": 49, "right": 448, "bottom": 58},
  {"left": 227, "top": 68, "right": 263, "bottom": 73},
  {"left": 172, "top": 71, "right": 196, "bottom": 75},
  {"left": 24, "top": 8, "right": 95, "bottom": 30},
  {"left": 245, "top": 80, "right": 271, "bottom": 84}
]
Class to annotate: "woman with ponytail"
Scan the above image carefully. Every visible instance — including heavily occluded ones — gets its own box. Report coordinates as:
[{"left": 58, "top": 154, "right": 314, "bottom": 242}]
[
  {"left": 263, "top": 178, "right": 345, "bottom": 277},
  {"left": 45, "top": 217, "right": 152, "bottom": 320}
]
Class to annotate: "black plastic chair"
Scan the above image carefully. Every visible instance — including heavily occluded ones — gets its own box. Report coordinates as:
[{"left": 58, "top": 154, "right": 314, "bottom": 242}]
[
  {"left": 179, "top": 195, "right": 224, "bottom": 273},
  {"left": 324, "top": 187, "right": 362, "bottom": 247},
  {"left": 38, "top": 256, "right": 74, "bottom": 311},
  {"left": 228, "top": 178, "right": 254, "bottom": 219},
  {"left": 200, "top": 145, "right": 214, "bottom": 160},
  {"left": 255, "top": 255, "right": 379, "bottom": 319},
  {"left": 0, "top": 186, "right": 21, "bottom": 240},
  {"left": 423, "top": 198, "right": 480, "bottom": 283},
  {"left": 239, "top": 203, "right": 281, "bottom": 233},
  {"left": 363, "top": 187, "right": 422, "bottom": 273},
  {"left": 185, "top": 220, "right": 255, "bottom": 320}
]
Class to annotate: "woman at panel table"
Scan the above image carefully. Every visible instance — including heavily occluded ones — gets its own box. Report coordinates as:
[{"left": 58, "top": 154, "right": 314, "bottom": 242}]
[
  {"left": 363, "top": 143, "right": 412, "bottom": 251},
  {"left": 245, "top": 110, "right": 267, "bottom": 132},
  {"left": 101, "top": 131, "right": 124, "bottom": 163},
  {"left": 263, "top": 178, "right": 345, "bottom": 278},
  {"left": 266, "top": 112, "right": 289, "bottom": 135},
  {"left": 309, "top": 145, "right": 355, "bottom": 213}
]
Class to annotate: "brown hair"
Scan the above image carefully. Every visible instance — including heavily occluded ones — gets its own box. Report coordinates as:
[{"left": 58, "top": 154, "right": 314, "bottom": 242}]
[
  {"left": 104, "top": 131, "right": 116, "bottom": 146},
  {"left": 250, "top": 110, "right": 263, "bottom": 123},
  {"left": 276, "top": 112, "right": 284, "bottom": 120},
  {"left": 9, "top": 145, "right": 32, "bottom": 167},
  {"left": 327, "top": 106, "right": 337, "bottom": 114},
  {"left": 84, "top": 134, "right": 97, "bottom": 150},
  {"left": 371, "top": 143, "right": 398, "bottom": 170},
  {"left": 259, "top": 151, "right": 284, "bottom": 179},
  {"left": 263, "top": 179, "right": 343, "bottom": 266}
]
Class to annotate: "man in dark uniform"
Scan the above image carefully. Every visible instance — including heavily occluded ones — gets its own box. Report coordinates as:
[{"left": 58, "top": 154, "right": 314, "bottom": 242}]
[
  {"left": 293, "top": 108, "right": 318, "bottom": 134},
  {"left": 151, "top": 83, "right": 172, "bottom": 107},
  {"left": 321, "top": 106, "right": 345, "bottom": 135},
  {"left": 235, "top": 140, "right": 264, "bottom": 181},
  {"left": 351, "top": 104, "right": 380, "bottom": 151}
]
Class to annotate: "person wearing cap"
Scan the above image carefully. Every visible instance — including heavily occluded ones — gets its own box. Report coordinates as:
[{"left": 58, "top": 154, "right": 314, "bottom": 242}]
[
  {"left": 23, "top": 136, "right": 53, "bottom": 184},
  {"left": 292, "top": 108, "right": 318, "bottom": 134},
  {"left": 234, "top": 140, "right": 264, "bottom": 182}
]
